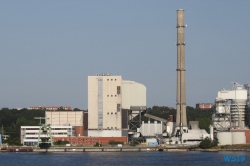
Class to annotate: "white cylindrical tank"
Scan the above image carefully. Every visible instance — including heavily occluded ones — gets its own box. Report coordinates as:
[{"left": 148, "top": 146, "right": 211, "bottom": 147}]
[
  {"left": 210, "top": 125, "right": 213, "bottom": 141},
  {"left": 232, "top": 132, "right": 246, "bottom": 144},
  {"left": 217, "top": 132, "right": 232, "bottom": 145}
]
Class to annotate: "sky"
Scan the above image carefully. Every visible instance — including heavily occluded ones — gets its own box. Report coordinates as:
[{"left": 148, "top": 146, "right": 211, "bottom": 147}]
[{"left": 0, "top": 1, "right": 250, "bottom": 110}]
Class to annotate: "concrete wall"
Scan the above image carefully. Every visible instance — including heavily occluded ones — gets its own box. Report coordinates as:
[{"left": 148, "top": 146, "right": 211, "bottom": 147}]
[
  {"left": 121, "top": 81, "right": 146, "bottom": 109},
  {"left": 53, "top": 136, "right": 127, "bottom": 145},
  {"left": 45, "top": 111, "right": 84, "bottom": 126},
  {"left": 231, "top": 129, "right": 250, "bottom": 143},
  {"left": 88, "top": 75, "right": 122, "bottom": 130},
  {"left": 88, "top": 130, "right": 123, "bottom": 137},
  {"left": 139, "top": 121, "right": 164, "bottom": 137}
]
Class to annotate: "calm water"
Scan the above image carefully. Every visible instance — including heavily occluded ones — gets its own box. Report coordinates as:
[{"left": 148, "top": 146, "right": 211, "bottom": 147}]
[{"left": 0, "top": 151, "right": 250, "bottom": 166}]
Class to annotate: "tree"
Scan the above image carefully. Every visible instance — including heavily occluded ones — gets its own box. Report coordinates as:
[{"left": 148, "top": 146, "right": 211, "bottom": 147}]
[{"left": 199, "top": 137, "right": 218, "bottom": 149}]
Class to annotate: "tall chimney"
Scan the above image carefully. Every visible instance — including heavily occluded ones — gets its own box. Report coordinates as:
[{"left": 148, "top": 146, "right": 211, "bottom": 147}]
[{"left": 176, "top": 9, "right": 187, "bottom": 133}]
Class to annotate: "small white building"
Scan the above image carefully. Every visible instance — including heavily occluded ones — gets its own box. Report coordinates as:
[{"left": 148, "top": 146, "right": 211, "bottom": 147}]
[{"left": 20, "top": 126, "right": 74, "bottom": 145}]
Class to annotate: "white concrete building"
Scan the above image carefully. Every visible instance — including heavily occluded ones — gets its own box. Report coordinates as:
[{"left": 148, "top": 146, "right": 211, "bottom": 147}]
[
  {"left": 139, "top": 121, "right": 164, "bottom": 137},
  {"left": 45, "top": 111, "right": 84, "bottom": 126},
  {"left": 20, "top": 126, "right": 74, "bottom": 145},
  {"left": 88, "top": 73, "right": 146, "bottom": 137}
]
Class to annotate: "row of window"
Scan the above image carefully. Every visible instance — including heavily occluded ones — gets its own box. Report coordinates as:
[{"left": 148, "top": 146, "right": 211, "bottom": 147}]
[
  {"left": 22, "top": 128, "right": 73, "bottom": 130},
  {"left": 107, "top": 79, "right": 117, "bottom": 81},
  {"left": 56, "top": 138, "right": 100, "bottom": 142},
  {"left": 107, "top": 112, "right": 117, "bottom": 115},
  {"left": 107, "top": 95, "right": 118, "bottom": 97}
]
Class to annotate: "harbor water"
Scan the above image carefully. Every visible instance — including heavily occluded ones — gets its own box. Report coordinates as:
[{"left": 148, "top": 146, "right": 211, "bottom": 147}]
[{"left": 0, "top": 151, "right": 250, "bottom": 165}]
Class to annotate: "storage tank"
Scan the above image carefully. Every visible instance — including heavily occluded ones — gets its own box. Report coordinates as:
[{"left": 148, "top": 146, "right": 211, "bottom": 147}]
[
  {"left": 217, "top": 132, "right": 232, "bottom": 145},
  {"left": 232, "top": 132, "right": 246, "bottom": 144}
]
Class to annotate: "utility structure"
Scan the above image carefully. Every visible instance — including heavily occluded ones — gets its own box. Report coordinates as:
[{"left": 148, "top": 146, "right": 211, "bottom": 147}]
[
  {"left": 35, "top": 117, "right": 53, "bottom": 148},
  {"left": 175, "top": 9, "right": 188, "bottom": 137},
  {"left": 213, "top": 83, "right": 249, "bottom": 133}
]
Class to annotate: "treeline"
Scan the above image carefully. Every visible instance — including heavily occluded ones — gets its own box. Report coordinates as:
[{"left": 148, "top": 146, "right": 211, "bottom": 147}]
[{"left": 0, "top": 108, "right": 45, "bottom": 145}]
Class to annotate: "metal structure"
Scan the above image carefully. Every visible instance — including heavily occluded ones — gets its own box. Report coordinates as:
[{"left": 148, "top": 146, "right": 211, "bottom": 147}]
[
  {"left": 128, "top": 106, "right": 146, "bottom": 132},
  {"left": 212, "top": 99, "right": 231, "bottom": 132},
  {"left": 213, "top": 83, "right": 248, "bottom": 133},
  {"left": 144, "top": 113, "right": 168, "bottom": 123},
  {"left": 175, "top": 9, "right": 188, "bottom": 138},
  {"left": 35, "top": 117, "right": 53, "bottom": 148}
]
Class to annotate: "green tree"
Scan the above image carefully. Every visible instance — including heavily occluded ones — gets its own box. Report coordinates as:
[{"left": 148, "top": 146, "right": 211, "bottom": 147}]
[{"left": 199, "top": 137, "right": 218, "bottom": 149}]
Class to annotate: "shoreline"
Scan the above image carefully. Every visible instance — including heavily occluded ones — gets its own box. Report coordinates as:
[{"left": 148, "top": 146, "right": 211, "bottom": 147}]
[{"left": 1, "top": 146, "right": 250, "bottom": 152}]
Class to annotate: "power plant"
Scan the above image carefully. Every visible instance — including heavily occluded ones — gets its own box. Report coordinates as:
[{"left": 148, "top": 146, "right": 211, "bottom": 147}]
[{"left": 18, "top": 9, "right": 250, "bottom": 148}]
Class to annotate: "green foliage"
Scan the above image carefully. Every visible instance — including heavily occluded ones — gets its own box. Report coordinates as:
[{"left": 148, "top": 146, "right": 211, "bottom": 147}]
[
  {"left": 175, "top": 141, "right": 178, "bottom": 144},
  {"left": 109, "top": 140, "right": 124, "bottom": 146},
  {"left": 57, "top": 106, "right": 66, "bottom": 111},
  {"left": 0, "top": 108, "right": 45, "bottom": 145},
  {"left": 199, "top": 137, "right": 218, "bottom": 149},
  {"left": 130, "top": 140, "right": 139, "bottom": 146},
  {"left": 144, "top": 106, "right": 176, "bottom": 122},
  {"left": 54, "top": 140, "right": 70, "bottom": 145},
  {"left": 3, "top": 136, "right": 22, "bottom": 146},
  {"left": 169, "top": 140, "right": 172, "bottom": 145},
  {"left": 93, "top": 142, "right": 102, "bottom": 147}
]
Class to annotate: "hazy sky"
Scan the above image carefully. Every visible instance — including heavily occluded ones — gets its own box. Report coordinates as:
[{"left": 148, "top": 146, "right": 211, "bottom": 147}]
[{"left": 1, "top": 1, "right": 249, "bottom": 110}]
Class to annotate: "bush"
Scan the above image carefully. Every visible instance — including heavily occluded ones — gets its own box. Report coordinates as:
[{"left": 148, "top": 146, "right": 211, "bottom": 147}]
[
  {"left": 54, "top": 140, "right": 69, "bottom": 146},
  {"left": 93, "top": 142, "right": 102, "bottom": 147},
  {"left": 109, "top": 140, "right": 124, "bottom": 146},
  {"left": 169, "top": 140, "right": 172, "bottom": 145},
  {"left": 175, "top": 141, "right": 178, "bottom": 144},
  {"left": 199, "top": 137, "right": 219, "bottom": 149},
  {"left": 130, "top": 140, "right": 139, "bottom": 146}
]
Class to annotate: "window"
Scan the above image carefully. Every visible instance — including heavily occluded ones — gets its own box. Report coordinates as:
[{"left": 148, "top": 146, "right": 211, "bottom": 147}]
[
  {"left": 117, "top": 104, "right": 121, "bottom": 112},
  {"left": 107, "top": 79, "right": 109, "bottom": 81},
  {"left": 117, "top": 86, "right": 121, "bottom": 94}
]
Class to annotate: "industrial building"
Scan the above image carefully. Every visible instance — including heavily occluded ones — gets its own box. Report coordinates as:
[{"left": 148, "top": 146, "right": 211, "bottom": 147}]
[
  {"left": 212, "top": 83, "right": 250, "bottom": 145},
  {"left": 20, "top": 126, "right": 74, "bottom": 146},
  {"left": 30, "top": 106, "right": 72, "bottom": 111},
  {"left": 88, "top": 73, "right": 146, "bottom": 138},
  {"left": 196, "top": 103, "right": 214, "bottom": 110}
]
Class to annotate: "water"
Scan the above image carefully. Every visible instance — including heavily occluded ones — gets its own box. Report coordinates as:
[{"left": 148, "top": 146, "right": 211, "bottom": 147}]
[{"left": 0, "top": 151, "right": 250, "bottom": 166}]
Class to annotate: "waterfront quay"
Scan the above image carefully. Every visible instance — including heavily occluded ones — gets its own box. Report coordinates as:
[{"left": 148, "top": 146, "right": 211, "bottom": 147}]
[{"left": 1, "top": 144, "right": 200, "bottom": 152}]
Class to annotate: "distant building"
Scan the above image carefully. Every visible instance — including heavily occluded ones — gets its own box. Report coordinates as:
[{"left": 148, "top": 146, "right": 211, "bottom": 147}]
[
  {"left": 30, "top": 106, "right": 72, "bottom": 111},
  {"left": 196, "top": 103, "right": 214, "bottom": 110}
]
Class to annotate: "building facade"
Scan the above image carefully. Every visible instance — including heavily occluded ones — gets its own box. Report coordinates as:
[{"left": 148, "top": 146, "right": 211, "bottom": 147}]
[
  {"left": 45, "top": 111, "right": 84, "bottom": 126},
  {"left": 196, "top": 103, "right": 214, "bottom": 110},
  {"left": 30, "top": 106, "right": 72, "bottom": 111},
  {"left": 88, "top": 73, "right": 146, "bottom": 137},
  {"left": 20, "top": 126, "right": 74, "bottom": 145},
  {"left": 53, "top": 136, "right": 127, "bottom": 146}
]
